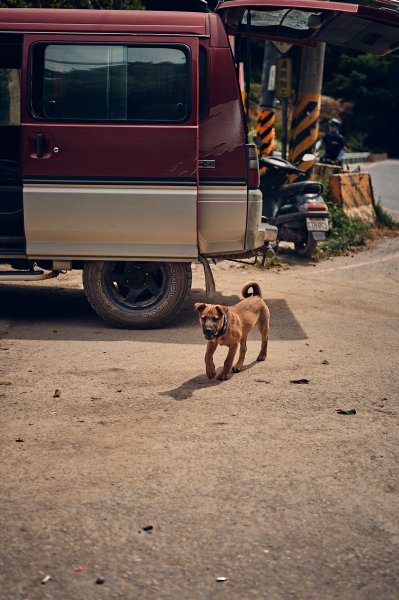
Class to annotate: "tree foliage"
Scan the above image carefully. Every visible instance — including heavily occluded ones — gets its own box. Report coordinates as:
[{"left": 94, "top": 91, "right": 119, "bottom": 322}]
[{"left": 323, "top": 47, "right": 399, "bottom": 156}]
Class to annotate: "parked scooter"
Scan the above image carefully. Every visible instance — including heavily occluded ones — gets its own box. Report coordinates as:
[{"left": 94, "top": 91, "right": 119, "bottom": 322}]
[{"left": 259, "top": 154, "right": 329, "bottom": 258}]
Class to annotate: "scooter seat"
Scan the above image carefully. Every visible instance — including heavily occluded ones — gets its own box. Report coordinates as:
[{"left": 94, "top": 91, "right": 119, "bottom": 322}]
[{"left": 280, "top": 181, "right": 322, "bottom": 197}]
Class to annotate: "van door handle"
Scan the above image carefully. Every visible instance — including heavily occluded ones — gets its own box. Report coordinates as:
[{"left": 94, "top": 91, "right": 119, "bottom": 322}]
[{"left": 36, "top": 133, "right": 45, "bottom": 158}]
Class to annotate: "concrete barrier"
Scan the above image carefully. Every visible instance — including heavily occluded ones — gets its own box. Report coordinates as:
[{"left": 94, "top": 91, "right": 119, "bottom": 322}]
[
  {"left": 329, "top": 172, "right": 376, "bottom": 223},
  {"left": 314, "top": 162, "right": 342, "bottom": 179}
]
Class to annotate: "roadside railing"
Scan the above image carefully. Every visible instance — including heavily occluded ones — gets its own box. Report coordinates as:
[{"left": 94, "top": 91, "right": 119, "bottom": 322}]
[
  {"left": 272, "top": 151, "right": 370, "bottom": 163},
  {"left": 343, "top": 152, "right": 370, "bottom": 163}
]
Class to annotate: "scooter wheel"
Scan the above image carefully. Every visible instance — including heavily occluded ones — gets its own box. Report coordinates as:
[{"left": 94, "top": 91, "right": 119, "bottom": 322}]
[{"left": 294, "top": 232, "right": 317, "bottom": 259}]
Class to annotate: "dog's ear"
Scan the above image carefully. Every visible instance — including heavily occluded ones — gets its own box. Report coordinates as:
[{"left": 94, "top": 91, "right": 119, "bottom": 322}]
[
  {"left": 215, "top": 305, "right": 225, "bottom": 318},
  {"left": 194, "top": 302, "right": 206, "bottom": 314}
]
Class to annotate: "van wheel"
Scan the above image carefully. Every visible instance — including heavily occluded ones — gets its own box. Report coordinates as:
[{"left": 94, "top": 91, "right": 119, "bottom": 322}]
[
  {"left": 294, "top": 232, "right": 317, "bottom": 259},
  {"left": 83, "top": 261, "right": 192, "bottom": 329}
]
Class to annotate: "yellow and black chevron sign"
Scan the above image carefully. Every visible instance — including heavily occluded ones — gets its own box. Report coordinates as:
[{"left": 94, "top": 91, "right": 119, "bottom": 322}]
[
  {"left": 329, "top": 173, "right": 376, "bottom": 223},
  {"left": 289, "top": 92, "right": 321, "bottom": 177},
  {"left": 256, "top": 108, "right": 275, "bottom": 173}
]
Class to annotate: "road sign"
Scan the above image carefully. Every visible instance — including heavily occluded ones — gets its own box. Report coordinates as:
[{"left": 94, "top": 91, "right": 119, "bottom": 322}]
[
  {"left": 275, "top": 58, "right": 293, "bottom": 99},
  {"left": 271, "top": 41, "right": 293, "bottom": 55}
]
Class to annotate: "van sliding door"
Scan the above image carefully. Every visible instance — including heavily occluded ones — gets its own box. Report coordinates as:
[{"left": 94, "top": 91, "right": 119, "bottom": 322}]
[{"left": 21, "top": 35, "right": 199, "bottom": 261}]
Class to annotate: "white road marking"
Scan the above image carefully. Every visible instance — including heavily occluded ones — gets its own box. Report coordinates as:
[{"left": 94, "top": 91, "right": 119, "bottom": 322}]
[{"left": 302, "top": 251, "right": 399, "bottom": 274}]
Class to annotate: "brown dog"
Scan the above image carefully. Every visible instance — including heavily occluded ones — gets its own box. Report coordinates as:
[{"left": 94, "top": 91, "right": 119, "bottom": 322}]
[{"left": 194, "top": 281, "right": 270, "bottom": 380}]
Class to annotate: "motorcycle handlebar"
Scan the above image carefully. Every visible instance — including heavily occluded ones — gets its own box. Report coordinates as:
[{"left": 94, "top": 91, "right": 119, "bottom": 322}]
[{"left": 259, "top": 156, "right": 306, "bottom": 178}]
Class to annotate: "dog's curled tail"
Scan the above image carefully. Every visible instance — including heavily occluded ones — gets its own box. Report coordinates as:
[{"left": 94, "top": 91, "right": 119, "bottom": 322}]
[{"left": 242, "top": 281, "right": 263, "bottom": 298}]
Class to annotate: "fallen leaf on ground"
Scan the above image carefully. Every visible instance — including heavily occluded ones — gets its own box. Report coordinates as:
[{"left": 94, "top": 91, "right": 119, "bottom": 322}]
[
  {"left": 0, "top": 381, "right": 11, "bottom": 386},
  {"left": 290, "top": 379, "right": 309, "bottom": 384},
  {"left": 336, "top": 409, "right": 356, "bottom": 415},
  {"left": 53, "top": 389, "right": 61, "bottom": 398}
]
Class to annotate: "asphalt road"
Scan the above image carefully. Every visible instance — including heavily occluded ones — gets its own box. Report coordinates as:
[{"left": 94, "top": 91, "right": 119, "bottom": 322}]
[
  {"left": 0, "top": 235, "right": 398, "bottom": 600},
  {"left": 361, "top": 159, "right": 399, "bottom": 219}
]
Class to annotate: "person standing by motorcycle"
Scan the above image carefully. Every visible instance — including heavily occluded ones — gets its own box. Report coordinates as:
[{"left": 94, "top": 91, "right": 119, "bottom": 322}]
[{"left": 318, "top": 118, "right": 346, "bottom": 166}]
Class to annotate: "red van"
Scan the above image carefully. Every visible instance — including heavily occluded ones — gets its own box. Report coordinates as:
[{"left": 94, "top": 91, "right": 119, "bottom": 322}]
[{"left": 0, "top": 2, "right": 398, "bottom": 327}]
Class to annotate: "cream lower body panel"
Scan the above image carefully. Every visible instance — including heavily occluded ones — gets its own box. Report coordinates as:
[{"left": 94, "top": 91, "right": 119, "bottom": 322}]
[
  {"left": 246, "top": 188, "right": 265, "bottom": 250},
  {"left": 198, "top": 186, "right": 264, "bottom": 255},
  {"left": 24, "top": 184, "right": 198, "bottom": 260},
  {"left": 23, "top": 183, "right": 263, "bottom": 261},
  {"left": 198, "top": 185, "right": 247, "bottom": 255}
]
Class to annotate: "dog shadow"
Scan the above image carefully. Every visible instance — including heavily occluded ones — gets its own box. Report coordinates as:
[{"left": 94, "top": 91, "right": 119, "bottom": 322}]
[{"left": 160, "top": 360, "right": 259, "bottom": 401}]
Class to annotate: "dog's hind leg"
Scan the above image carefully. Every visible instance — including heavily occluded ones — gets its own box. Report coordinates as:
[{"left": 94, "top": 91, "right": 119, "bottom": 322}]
[
  {"left": 218, "top": 343, "right": 238, "bottom": 380},
  {"left": 256, "top": 309, "right": 270, "bottom": 362},
  {"left": 257, "top": 336, "right": 268, "bottom": 362},
  {"left": 233, "top": 336, "right": 247, "bottom": 373}
]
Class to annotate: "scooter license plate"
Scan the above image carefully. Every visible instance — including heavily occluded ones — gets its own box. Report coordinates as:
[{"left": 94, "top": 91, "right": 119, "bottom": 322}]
[{"left": 306, "top": 218, "right": 329, "bottom": 231}]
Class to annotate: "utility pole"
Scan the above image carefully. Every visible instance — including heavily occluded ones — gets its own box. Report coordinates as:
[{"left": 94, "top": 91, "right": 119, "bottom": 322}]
[
  {"left": 289, "top": 44, "right": 325, "bottom": 178},
  {"left": 256, "top": 41, "right": 279, "bottom": 163}
]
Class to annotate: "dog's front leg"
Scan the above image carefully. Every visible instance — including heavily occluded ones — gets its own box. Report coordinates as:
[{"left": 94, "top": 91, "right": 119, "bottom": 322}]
[
  {"left": 205, "top": 340, "right": 218, "bottom": 379},
  {"left": 233, "top": 336, "right": 247, "bottom": 373},
  {"left": 218, "top": 343, "right": 238, "bottom": 380}
]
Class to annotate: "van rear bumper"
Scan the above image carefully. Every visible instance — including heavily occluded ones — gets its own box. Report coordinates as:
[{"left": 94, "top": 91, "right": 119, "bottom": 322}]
[{"left": 259, "top": 221, "right": 278, "bottom": 242}]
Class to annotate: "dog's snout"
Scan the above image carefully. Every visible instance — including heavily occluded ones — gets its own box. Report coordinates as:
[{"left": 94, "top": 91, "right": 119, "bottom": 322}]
[{"left": 203, "top": 326, "right": 213, "bottom": 336}]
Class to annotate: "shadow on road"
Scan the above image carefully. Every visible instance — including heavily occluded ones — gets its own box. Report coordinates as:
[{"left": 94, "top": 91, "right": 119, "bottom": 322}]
[
  {"left": 160, "top": 359, "right": 260, "bottom": 400},
  {"left": 0, "top": 284, "right": 307, "bottom": 343}
]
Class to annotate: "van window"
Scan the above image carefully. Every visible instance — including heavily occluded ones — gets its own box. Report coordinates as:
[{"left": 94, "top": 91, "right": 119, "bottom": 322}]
[{"left": 31, "top": 43, "right": 190, "bottom": 122}]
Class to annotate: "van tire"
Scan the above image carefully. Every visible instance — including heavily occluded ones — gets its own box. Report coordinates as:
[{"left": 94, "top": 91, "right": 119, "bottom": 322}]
[{"left": 83, "top": 261, "right": 192, "bottom": 329}]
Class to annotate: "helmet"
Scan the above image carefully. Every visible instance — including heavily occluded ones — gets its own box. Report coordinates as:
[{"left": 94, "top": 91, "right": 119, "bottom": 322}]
[{"left": 328, "top": 118, "right": 342, "bottom": 127}]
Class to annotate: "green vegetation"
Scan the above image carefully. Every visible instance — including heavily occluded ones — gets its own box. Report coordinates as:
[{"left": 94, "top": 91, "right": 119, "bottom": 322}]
[
  {"left": 316, "top": 199, "right": 371, "bottom": 257},
  {"left": 374, "top": 201, "right": 399, "bottom": 230},
  {"left": 323, "top": 48, "right": 399, "bottom": 156}
]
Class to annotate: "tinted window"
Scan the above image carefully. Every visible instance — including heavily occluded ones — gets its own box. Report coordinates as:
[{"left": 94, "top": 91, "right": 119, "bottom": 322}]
[{"left": 31, "top": 44, "right": 190, "bottom": 122}]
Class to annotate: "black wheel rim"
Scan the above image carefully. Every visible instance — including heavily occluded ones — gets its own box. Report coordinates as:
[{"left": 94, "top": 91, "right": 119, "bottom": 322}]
[
  {"left": 104, "top": 262, "right": 168, "bottom": 311},
  {"left": 295, "top": 231, "right": 309, "bottom": 253}
]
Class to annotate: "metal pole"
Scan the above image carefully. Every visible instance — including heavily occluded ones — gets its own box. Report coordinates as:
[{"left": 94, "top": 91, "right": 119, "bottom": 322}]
[
  {"left": 289, "top": 44, "right": 325, "bottom": 177},
  {"left": 245, "top": 10, "right": 251, "bottom": 122},
  {"left": 281, "top": 98, "right": 288, "bottom": 159}
]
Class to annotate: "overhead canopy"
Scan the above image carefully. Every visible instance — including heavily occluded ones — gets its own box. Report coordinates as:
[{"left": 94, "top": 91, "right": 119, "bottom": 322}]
[{"left": 215, "top": 0, "right": 399, "bottom": 55}]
